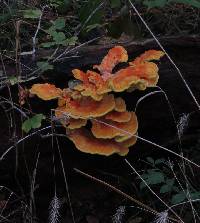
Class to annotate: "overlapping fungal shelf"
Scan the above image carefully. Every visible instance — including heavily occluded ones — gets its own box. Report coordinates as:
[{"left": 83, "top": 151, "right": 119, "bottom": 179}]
[{"left": 29, "top": 46, "right": 165, "bottom": 156}]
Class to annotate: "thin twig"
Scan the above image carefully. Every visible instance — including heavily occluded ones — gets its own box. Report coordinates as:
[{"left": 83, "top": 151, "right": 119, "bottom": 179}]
[
  {"left": 52, "top": 37, "right": 100, "bottom": 62},
  {"left": 74, "top": 168, "right": 180, "bottom": 223},
  {"left": 20, "top": 5, "right": 49, "bottom": 58},
  {"left": 171, "top": 199, "right": 200, "bottom": 209},
  {"left": 55, "top": 136, "right": 76, "bottom": 223}
]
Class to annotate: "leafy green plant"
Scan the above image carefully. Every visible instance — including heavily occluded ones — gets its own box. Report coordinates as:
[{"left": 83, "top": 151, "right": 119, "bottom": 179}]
[
  {"left": 22, "top": 114, "right": 45, "bottom": 133},
  {"left": 41, "top": 17, "right": 78, "bottom": 48},
  {"left": 22, "top": 9, "right": 42, "bottom": 19},
  {"left": 139, "top": 168, "right": 165, "bottom": 189},
  {"left": 139, "top": 157, "right": 200, "bottom": 204},
  {"left": 36, "top": 61, "right": 54, "bottom": 72}
]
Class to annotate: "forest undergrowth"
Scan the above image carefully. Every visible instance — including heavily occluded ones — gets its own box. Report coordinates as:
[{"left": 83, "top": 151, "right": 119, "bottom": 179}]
[{"left": 0, "top": 1, "right": 200, "bottom": 222}]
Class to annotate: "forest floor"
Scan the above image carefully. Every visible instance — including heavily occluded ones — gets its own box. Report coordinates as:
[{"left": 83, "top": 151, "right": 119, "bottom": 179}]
[{"left": 0, "top": 1, "right": 200, "bottom": 223}]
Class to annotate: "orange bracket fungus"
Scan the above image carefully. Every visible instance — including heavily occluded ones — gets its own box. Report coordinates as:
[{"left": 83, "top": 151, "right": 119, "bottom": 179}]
[
  {"left": 68, "top": 128, "right": 129, "bottom": 156},
  {"left": 29, "top": 46, "right": 164, "bottom": 156},
  {"left": 30, "top": 83, "right": 62, "bottom": 100},
  {"left": 91, "top": 112, "right": 138, "bottom": 140},
  {"left": 93, "top": 45, "right": 128, "bottom": 79}
]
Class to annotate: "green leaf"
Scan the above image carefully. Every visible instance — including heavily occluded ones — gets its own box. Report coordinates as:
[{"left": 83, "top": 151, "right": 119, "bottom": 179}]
[
  {"left": 37, "top": 61, "right": 53, "bottom": 72},
  {"left": 190, "top": 192, "right": 200, "bottom": 200},
  {"left": 166, "top": 178, "right": 175, "bottom": 186},
  {"left": 50, "top": 0, "right": 63, "bottom": 7},
  {"left": 160, "top": 184, "right": 171, "bottom": 194},
  {"left": 31, "top": 114, "right": 45, "bottom": 128},
  {"left": 171, "top": 192, "right": 186, "bottom": 204},
  {"left": 160, "top": 179, "right": 175, "bottom": 194},
  {"left": 171, "top": 191, "right": 200, "bottom": 205},
  {"left": 146, "top": 171, "right": 165, "bottom": 184},
  {"left": 46, "top": 26, "right": 57, "bottom": 36},
  {"left": 22, "top": 119, "right": 32, "bottom": 133},
  {"left": 110, "top": 0, "right": 121, "bottom": 8},
  {"left": 52, "top": 32, "right": 66, "bottom": 43},
  {"left": 52, "top": 18, "right": 66, "bottom": 30},
  {"left": 140, "top": 170, "right": 165, "bottom": 189},
  {"left": 22, "top": 114, "right": 45, "bottom": 133},
  {"left": 23, "top": 9, "right": 42, "bottom": 19},
  {"left": 41, "top": 42, "right": 57, "bottom": 48},
  {"left": 62, "top": 36, "right": 78, "bottom": 46},
  {"left": 8, "top": 76, "right": 18, "bottom": 85}
]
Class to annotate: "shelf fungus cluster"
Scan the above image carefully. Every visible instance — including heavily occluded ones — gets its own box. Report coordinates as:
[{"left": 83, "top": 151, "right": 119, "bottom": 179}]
[{"left": 29, "top": 46, "right": 164, "bottom": 156}]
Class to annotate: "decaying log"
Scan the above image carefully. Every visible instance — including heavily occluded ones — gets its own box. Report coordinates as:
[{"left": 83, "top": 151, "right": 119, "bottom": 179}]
[{"left": 1, "top": 35, "right": 200, "bottom": 153}]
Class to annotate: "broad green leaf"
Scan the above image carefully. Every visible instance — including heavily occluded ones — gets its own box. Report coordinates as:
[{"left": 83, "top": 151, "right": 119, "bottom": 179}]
[
  {"left": 22, "top": 119, "right": 32, "bottom": 133},
  {"left": 50, "top": 0, "right": 63, "bottom": 7},
  {"left": 37, "top": 61, "right": 53, "bottom": 72},
  {"left": 166, "top": 178, "right": 175, "bottom": 186},
  {"left": 171, "top": 192, "right": 186, "bottom": 204},
  {"left": 171, "top": 191, "right": 200, "bottom": 204},
  {"left": 62, "top": 36, "right": 78, "bottom": 46},
  {"left": 145, "top": 171, "right": 165, "bottom": 184},
  {"left": 23, "top": 9, "right": 42, "bottom": 19},
  {"left": 41, "top": 42, "right": 57, "bottom": 48},
  {"left": 46, "top": 26, "right": 57, "bottom": 36},
  {"left": 52, "top": 32, "right": 66, "bottom": 43},
  {"left": 160, "top": 184, "right": 172, "bottom": 194},
  {"left": 190, "top": 192, "right": 200, "bottom": 199},
  {"left": 140, "top": 170, "right": 165, "bottom": 189},
  {"left": 31, "top": 114, "right": 45, "bottom": 128},
  {"left": 52, "top": 18, "right": 66, "bottom": 30},
  {"left": 22, "top": 114, "right": 45, "bottom": 133},
  {"left": 160, "top": 179, "right": 175, "bottom": 194}
]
